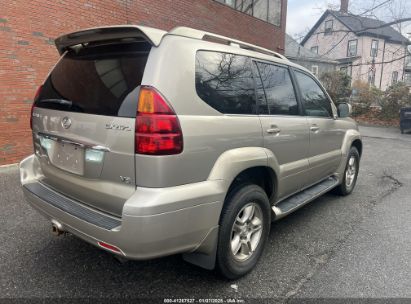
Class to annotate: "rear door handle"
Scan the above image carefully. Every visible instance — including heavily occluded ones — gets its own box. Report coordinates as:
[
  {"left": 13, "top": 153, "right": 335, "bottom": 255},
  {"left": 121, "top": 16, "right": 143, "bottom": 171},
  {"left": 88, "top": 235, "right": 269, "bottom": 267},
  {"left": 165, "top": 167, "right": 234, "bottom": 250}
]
[
  {"left": 266, "top": 126, "right": 281, "bottom": 134},
  {"left": 310, "top": 125, "right": 320, "bottom": 132}
]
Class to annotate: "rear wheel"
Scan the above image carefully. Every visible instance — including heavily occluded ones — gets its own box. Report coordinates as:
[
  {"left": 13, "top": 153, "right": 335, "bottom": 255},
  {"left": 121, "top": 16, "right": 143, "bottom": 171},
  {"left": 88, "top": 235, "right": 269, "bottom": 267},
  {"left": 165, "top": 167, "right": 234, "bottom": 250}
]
[
  {"left": 217, "top": 184, "right": 270, "bottom": 280},
  {"left": 335, "top": 147, "right": 360, "bottom": 196}
]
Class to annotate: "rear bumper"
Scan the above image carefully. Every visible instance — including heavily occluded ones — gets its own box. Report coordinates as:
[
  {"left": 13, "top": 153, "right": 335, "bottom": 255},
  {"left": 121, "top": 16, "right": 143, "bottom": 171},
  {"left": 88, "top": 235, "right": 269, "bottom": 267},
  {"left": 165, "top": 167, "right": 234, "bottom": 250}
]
[{"left": 20, "top": 154, "right": 224, "bottom": 260}]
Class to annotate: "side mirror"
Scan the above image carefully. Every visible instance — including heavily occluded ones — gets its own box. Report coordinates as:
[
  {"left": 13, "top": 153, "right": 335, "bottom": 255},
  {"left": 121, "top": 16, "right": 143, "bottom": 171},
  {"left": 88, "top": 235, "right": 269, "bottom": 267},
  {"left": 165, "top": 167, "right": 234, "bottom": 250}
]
[{"left": 338, "top": 103, "right": 352, "bottom": 118}]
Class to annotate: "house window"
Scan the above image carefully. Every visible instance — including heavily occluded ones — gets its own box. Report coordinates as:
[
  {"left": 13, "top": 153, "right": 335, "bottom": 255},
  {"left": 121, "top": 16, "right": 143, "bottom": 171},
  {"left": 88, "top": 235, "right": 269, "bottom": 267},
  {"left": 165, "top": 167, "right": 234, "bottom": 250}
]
[
  {"left": 347, "top": 40, "right": 358, "bottom": 57},
  {"left": 311, "top": 66, "right": 319, "bottom": 76},
  {"left": 368, "top": 69, "right": 376, "bottom": 86},
  {"left": 324, "top": 20, "right": 333, "bottom": 36},
  {"left": 235, "top": 0, "right": 253, "bottom": 14},
  {"left": 253, "top": 0, "right": 268, "bottom": 20},
  {"left": 392, "top": 71, "right": 399, "bottom": 84},
  {"left": 268, "top": 0, "right": 282, "bottom": 25},
  {"left": 311, "top": 46, "right": 318, "bottom": 54},
  {"left": 216, "top": 0, "right": 281, "bottom": 26},
  {"left": 218, "top": 0, "right": 235, "bottom": 7},
  {"left": 371, "top": 40, "right": 379, "bottom": 57}
]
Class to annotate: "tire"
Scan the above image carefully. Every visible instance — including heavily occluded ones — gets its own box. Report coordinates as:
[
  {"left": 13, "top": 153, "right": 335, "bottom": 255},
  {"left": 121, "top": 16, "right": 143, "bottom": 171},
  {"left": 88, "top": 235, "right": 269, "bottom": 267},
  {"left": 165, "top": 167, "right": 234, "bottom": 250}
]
[
  {"left": 334, "top": 146, "right": 360, "bottom": 196},
  {"left": 401, "top": 129, "right": 404, "bottom": 134},
  {"left": 216, "top": 184, "right": 270, "bottom": 280}
]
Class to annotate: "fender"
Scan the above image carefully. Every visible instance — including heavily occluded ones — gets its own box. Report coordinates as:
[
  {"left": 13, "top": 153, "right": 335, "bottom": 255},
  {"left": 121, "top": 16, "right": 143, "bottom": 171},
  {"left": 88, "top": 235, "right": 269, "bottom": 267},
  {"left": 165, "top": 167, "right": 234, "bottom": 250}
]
[{"left": 207, "top": 147, "right": 280, "bottom": 188}]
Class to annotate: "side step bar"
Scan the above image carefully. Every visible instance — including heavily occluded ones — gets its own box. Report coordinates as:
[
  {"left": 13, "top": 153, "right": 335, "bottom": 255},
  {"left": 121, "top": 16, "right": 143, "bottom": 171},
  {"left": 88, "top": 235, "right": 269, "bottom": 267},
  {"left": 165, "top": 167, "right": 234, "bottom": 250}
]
[{"left": 272, "top": 176, "right": 339, "bottom": 220}]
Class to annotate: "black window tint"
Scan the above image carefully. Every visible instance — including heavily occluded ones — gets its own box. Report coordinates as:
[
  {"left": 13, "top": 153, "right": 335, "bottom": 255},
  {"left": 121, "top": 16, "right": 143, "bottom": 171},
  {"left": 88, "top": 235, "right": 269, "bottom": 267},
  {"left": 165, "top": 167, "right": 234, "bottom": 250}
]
[
  {"left": 195, "top": 51, "right": 257, "bottom": 114},
  {"left": 36, "top": 42, "right": 150, "bottom": 117},
  {"left": 295, "top": 71, "right": 332, "bottom": 117},
  {"left": 255, "top": 62, "right": 299, "bottom": 115}
]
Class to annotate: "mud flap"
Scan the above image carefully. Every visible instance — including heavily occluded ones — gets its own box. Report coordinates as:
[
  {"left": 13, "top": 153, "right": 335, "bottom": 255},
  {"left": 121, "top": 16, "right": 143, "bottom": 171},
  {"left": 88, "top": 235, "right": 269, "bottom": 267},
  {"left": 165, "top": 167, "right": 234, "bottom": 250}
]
[{"left": 182, "top": 226, "right": 219, "bottom": 270}]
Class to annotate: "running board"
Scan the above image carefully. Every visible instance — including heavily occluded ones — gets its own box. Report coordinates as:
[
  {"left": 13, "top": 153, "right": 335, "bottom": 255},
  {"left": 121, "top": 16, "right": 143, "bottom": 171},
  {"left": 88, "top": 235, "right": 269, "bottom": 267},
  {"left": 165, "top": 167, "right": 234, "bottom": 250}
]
[{"left": 272, "top": 176, "right": 339, "bottom": 220}]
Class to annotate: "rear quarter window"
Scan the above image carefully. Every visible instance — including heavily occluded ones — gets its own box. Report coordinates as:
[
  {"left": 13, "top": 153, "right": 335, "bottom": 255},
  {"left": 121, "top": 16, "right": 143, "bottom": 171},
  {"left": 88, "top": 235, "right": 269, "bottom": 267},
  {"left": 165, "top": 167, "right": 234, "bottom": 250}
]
[{"left": 195, "top": 51, "right": 257, "bottom": 114}]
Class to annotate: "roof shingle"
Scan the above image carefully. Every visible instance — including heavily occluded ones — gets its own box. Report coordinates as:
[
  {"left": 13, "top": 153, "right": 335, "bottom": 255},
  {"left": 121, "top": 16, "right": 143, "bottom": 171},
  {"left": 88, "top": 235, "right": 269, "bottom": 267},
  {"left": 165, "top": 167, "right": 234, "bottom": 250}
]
[{"left": 302, "top": 10, "right": 409, "bottom": 45}]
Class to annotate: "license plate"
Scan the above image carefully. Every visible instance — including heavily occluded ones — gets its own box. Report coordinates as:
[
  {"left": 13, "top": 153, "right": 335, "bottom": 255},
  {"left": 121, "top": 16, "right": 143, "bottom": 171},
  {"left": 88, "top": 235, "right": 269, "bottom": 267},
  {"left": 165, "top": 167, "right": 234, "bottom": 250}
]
[{"left": 46, "top": 140, "right": 85, "bottom": 175}]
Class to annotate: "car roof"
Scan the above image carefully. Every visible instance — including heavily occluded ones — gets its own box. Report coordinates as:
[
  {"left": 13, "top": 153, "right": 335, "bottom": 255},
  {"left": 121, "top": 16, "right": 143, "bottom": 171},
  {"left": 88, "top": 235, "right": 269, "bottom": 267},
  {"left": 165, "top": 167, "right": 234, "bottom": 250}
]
[{"left": 55, "top": 25, "right": 311, "bottom": 74}]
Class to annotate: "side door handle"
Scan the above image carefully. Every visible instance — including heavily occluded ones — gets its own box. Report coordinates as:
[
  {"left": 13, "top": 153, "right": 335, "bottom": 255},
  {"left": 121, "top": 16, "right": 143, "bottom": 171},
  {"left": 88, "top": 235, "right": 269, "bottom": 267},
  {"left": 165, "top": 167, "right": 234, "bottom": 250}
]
[
  {"left": 266, "top": 125, "right": 281, "bottom": 134},
  {"left": 310, "top": 125, "right": 320, "bottom": 132}
]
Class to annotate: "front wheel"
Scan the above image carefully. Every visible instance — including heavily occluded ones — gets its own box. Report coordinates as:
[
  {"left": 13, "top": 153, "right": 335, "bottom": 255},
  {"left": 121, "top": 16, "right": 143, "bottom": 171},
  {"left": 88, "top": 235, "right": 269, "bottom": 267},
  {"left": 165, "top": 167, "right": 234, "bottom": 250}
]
[
  {"left": 217, "top": 184, "right": 270, "bottom": 280},
  {"left": 335, "top": 147, "right": 360, "bottom": 196}
]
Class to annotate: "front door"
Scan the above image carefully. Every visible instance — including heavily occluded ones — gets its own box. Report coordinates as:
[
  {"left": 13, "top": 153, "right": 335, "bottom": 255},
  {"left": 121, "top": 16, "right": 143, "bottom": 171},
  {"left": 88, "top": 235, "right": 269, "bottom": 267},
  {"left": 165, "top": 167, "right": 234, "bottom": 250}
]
[{"left": 293, "top": 70, "right": 344, "bottom": 185}]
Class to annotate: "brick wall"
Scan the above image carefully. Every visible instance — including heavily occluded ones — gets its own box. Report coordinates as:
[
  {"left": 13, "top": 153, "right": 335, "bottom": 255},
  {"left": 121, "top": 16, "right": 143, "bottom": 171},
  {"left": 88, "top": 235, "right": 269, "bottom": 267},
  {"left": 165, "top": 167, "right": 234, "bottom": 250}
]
[{"left": 0, "top": 0, "right": 287, "bottom": 165}]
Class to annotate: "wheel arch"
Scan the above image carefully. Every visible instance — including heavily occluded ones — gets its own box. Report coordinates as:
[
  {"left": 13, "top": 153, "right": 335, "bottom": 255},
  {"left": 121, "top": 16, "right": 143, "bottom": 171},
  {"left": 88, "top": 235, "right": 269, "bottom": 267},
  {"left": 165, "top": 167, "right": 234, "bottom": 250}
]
[
  {"left": 207, "top": 147, "right": 280, "bottom": 203},
  {"left": 225, "top": 166, "right": 277, "bottom": 203},
  {"left": 351, "top": 138, "right": 363, "bottom": 157}
]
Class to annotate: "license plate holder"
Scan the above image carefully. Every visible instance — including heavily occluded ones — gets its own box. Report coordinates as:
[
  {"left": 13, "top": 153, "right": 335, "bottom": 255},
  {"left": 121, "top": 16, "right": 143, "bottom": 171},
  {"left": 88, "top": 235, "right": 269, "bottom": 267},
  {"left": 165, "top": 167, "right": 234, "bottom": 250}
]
[{"left": 47, "top": 140, "right": 85, "bottom": 175}]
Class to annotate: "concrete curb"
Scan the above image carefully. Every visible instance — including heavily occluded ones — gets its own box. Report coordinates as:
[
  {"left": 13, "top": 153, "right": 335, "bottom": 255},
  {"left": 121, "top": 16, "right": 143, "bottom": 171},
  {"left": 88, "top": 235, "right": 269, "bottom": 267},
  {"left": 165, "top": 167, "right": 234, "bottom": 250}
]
[{"left": 0, "top": 163, "right": 18, "bottom": 173}]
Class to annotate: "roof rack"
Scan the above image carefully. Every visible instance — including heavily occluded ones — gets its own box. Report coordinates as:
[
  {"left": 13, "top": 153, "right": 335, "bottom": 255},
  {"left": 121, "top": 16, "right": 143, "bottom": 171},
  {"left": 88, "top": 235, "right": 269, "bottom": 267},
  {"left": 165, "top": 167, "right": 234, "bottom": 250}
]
[{"left": 167, "top": 26, "right": 288, "bottom": 61}]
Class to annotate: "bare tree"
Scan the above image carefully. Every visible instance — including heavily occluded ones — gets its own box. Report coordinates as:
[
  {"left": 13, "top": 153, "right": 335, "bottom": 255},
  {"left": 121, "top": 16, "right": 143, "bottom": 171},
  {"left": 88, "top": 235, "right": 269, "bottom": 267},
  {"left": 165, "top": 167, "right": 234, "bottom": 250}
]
[{"left": 299, "top": 0, "right": 411, "bottom": 69}]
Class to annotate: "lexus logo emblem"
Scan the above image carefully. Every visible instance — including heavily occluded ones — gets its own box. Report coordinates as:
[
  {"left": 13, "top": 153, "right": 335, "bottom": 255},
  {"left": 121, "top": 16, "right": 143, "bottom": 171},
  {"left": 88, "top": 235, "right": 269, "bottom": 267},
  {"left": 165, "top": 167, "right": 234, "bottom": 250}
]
[{"left": 61, "top": 117, "right": 72, "bottom": 129}]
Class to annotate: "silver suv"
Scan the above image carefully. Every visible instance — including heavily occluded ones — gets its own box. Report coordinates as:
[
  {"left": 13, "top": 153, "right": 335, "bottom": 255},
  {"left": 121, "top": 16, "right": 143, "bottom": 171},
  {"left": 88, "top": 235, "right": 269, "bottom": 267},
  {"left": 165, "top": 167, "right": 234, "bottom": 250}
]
[{"left": 20, "top": 25, "right": 362, "bottom": 279}]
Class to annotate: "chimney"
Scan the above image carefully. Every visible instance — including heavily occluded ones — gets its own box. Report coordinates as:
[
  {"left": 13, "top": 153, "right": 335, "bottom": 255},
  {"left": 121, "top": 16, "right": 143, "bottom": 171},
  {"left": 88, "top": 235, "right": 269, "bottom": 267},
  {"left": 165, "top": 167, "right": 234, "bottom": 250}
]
[{"left": 340, "top": 0, "right": 349, "bottom": 13}]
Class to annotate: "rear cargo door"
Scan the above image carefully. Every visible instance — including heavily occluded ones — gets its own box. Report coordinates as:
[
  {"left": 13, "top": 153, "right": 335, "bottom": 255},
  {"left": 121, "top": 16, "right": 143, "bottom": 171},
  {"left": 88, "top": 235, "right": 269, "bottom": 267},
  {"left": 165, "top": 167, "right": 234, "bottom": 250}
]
[{"left": 32, "top": 41, "right": 150, "bottom": 216}]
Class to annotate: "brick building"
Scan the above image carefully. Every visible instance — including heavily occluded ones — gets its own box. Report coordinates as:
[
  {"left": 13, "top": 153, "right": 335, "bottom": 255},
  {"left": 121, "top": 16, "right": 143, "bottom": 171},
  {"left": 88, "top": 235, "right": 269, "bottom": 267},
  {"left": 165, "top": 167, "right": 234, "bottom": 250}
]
[{"left": 0, "top": 0, "right": 287, "bottom": 165}]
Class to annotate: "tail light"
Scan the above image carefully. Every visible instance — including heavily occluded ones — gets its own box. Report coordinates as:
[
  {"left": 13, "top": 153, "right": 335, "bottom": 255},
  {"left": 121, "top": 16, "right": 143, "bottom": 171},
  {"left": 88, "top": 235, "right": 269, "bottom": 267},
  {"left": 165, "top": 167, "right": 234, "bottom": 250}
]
[
  {"left": 135, "top": 86, "right": 183, "bottom": 155},
  {"left": 30, "top": 85, "right": 42, "bottom": 130}
]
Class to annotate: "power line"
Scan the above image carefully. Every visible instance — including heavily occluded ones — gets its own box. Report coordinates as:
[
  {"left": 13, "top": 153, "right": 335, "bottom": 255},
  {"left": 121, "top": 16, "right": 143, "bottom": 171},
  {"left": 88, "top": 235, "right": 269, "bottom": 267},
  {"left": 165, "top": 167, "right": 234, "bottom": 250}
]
[
  {"left": 302, "top": 2, "right": 411, "bottom": 59},
  {"left": 358, "top": 0, "right": 393, "bottom": 16},
  {"left": 349, "top": 53, "right": 408, "bottom": 67}
]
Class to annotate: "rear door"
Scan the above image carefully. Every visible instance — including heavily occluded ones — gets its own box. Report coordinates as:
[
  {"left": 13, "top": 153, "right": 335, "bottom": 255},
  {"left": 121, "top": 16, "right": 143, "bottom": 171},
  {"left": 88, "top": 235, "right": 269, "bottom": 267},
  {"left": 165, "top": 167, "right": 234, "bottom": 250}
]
[
  {"left": 32, "top": 41, "right": 151, "bottom": 216},
  {"left": 253, "top": 61, "right": 310, "bottom": 199},
  {"left": 293, "top": 70, "right": 344, "bottom": 185}
]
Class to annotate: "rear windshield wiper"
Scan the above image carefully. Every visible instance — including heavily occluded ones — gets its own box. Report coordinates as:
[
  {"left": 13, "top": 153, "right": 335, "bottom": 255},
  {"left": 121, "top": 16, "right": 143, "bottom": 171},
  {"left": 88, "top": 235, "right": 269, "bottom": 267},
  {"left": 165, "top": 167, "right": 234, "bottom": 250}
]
[{"left": 38, "top": 99, "right": 73, "bottom": 106}]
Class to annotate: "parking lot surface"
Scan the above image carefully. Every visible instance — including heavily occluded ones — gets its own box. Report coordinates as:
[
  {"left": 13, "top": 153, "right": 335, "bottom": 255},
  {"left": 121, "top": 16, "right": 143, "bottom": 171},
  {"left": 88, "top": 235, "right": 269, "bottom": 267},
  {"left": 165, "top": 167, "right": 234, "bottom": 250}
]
[{"left": 1, "top": 126, "right": 410, "bottom": 301}]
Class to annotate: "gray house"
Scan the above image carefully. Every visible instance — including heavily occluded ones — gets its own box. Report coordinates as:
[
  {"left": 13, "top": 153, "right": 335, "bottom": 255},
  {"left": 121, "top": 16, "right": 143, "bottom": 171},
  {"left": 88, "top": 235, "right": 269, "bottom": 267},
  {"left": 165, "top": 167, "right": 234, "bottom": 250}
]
[{"left": 285, "top": 34, "right": 338, "bottom": 77}]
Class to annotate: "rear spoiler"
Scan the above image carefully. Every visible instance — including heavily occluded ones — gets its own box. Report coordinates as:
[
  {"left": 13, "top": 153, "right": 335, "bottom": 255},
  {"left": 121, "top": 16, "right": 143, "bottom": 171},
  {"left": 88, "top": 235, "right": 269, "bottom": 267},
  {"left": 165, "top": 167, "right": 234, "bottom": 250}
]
[{"left": 54, "top": 25, "right": 167, "bottom": 55}]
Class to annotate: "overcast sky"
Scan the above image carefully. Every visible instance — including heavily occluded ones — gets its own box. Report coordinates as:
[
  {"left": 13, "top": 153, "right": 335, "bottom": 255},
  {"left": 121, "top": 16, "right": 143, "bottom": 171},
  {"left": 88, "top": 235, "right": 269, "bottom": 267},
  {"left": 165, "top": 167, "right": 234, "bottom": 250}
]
[{"left": 286, "top": 0, "right": 411, "bottom": 41}]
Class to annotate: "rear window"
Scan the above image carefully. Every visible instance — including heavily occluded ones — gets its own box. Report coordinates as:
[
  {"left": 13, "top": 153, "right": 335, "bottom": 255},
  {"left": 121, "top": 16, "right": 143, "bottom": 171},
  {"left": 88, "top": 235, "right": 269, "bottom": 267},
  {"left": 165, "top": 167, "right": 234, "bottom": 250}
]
[
  {"left": 195, "top": 51, "right": 257, "bottom": 114},
  {"left": 36, "top": 42, "right": 151, "bottom": 117}
]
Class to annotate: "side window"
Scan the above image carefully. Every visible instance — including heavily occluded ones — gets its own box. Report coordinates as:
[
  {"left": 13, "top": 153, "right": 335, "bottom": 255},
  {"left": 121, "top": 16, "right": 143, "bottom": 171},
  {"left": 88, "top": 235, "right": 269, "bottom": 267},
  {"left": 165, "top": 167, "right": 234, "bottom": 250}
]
[
  {"left": 195, "top": 51, "right": 257, "bottom": 114},
  {"left": 295, "top": 71, "right": 332, "bottom": 118},
  {"left": 255, "top": 62, "right": 299, "bottom": 116}
]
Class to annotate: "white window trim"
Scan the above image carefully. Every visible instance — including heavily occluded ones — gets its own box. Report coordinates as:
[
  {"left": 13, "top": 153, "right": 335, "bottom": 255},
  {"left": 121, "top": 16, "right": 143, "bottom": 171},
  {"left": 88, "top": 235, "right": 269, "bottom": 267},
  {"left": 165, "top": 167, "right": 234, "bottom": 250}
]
[{"left": 311, "top": 46, "right": 319, "bottom": 54}]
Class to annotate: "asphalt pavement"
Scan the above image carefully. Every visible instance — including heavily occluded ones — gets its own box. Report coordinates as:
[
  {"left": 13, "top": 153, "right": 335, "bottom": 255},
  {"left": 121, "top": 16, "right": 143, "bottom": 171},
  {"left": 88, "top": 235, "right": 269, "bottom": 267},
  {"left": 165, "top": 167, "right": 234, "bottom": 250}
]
[{"left": 0, "top": 125, "right": 410, "bottom": 302}]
